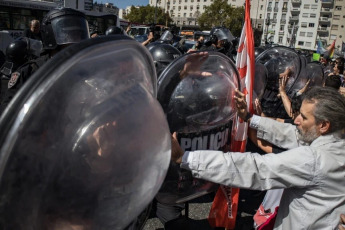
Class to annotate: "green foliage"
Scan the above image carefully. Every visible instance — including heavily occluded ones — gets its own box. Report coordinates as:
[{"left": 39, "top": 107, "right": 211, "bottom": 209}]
[
  {"left": 124, "top": 5, "right": 173, "bottom": 26},
  {"left": 198, "top": 0, "right": 244, "bottom": 37}
]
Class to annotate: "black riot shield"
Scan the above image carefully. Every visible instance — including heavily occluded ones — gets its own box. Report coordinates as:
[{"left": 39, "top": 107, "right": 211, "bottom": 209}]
[
  {"left": 0, "top": 35, "right": 171, "bottom": 230},
  {"left": 156, "top": 51, "right": 240, "bottom": 204},
  {"left": 255, "top": 46, "right": 302, "bottom": 118}
]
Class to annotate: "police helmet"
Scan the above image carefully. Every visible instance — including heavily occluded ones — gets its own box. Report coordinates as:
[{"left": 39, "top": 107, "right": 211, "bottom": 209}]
[
  {"left": 5, "top": 38, "right": 29, "bottom": 65},
  {"left": 41, "top": 8, "right": 90, "bottom": 50},
  {"left": 254, "top": 47, "right": 265, "bottom": 59},
  {"left": 105, "top": 26, "right": 125, "bottom": 35},
  {"left": 3, "top": 37, "right": 42, "bottom": 69},
  {"left": 207, "top": 27, "right": 234, "bottom": 45},
  {"left": 149, "top": 43, "right": 181, "bottom": 77}
]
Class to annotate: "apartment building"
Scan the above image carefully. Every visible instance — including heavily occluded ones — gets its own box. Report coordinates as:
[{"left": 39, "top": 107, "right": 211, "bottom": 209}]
[
  {"left": 149, "top": 0, "right": 246, "bottom": 27},
  {"left": 148, "top": 0, "right": 344, "bottom": 52},
  {"left": 262, "top": 0, "right": 345, "bottom": 51}
]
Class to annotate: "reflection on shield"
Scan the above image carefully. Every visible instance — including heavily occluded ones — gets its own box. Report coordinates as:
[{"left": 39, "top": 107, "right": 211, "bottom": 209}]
[
  {"left": 0, "top": 36, "right": 170, "bottom": 230},
  {"left": 157, "top": 51, "right": 240, "bottom": 204}
]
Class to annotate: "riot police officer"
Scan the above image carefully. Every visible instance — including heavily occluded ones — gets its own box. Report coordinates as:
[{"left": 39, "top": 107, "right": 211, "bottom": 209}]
[
  {"left": 201, "top": 27, "right": 236, "bottom": 61},
  {"left": 0, "top": 37, "right": 42, "bottom": 114},
  {"left": 0, "top": 7, "right": 89, "bottom": 114},
  {"left": 148, "top": 43, "right": 181, "bottom": 77}
]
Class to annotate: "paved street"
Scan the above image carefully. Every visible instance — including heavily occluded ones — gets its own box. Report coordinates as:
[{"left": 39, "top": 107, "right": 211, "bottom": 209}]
[{"left": 143, "top": 194, "right": 215, "bottom": 230}]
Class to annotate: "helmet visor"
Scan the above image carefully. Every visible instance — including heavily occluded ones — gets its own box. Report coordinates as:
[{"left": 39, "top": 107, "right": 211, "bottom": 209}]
[{"left": 51, "top": 16, "right": 89, "bottom": 45}]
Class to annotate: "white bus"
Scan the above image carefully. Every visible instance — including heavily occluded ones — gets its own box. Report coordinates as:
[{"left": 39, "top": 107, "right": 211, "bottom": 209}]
[{"left": 0, "top": 0, "right": 119, "bottom": 39}]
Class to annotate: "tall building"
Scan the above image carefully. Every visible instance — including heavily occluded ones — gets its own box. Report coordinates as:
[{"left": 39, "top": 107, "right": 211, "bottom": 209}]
[
  {"left": 84, "top": 0, "right": 93, "bottom": 10},
  {"left": 262, "top": 0, "right": 345, "bottom": 51},
  {"left": 150, "top": 0, "right": 246, "bottom": 27}
]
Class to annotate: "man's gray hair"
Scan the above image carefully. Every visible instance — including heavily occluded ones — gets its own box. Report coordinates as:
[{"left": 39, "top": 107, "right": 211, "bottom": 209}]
[{"left": 303, "top": 86, "right": 345, "bottom": 133}]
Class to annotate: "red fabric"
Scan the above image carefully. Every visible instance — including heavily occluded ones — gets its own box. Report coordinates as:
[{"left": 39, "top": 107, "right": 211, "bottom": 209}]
[
  {"left": 208, "top": 0, "right": 254, "bottom": 228},
  {"left": 256, "top": 206, "right": 279, "bottom": 230},
  {"left": 208, "top": 187, "right": 239, "bottom": 229}
]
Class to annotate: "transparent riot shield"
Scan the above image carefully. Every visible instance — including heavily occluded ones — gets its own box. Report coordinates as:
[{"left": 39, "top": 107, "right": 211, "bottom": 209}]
[
  {"left": 255, "top": 46, "right": 302, "bottom": 118},
  {"left": 156, "top": 51, "right": 240, "bottom": 204},
  {"left": 0, "top": 35, "right": 170, "bottom": 230},
  {"left": 290, "top": 62, "right": 324, "bottom": 93}
]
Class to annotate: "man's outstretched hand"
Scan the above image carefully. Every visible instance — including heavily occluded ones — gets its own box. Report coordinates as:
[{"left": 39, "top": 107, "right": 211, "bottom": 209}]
[
  {"left": 171, "top": 132, "right": 184, "bottom": 164},
  {"left": 180, "top": 52, "right": 211, "bottom": 79},
  {"left": 234, "top": 88, "right": 248, "bottom": 120}
]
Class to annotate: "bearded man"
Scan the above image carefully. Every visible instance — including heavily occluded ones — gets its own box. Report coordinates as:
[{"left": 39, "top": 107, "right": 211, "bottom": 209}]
[{"left": 171, "top": 86, "right": 345, "bottom": 230}]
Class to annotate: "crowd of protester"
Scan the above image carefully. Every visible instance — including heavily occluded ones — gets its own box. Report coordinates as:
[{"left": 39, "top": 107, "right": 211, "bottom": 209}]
[{"left": 0, "top": 6, "right": 345, "bottom": 230}]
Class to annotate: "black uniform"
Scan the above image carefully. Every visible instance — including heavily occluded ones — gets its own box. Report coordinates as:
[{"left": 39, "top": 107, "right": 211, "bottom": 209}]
[{"left": 0, "top": 55, "right": 48, "bottom": 114}]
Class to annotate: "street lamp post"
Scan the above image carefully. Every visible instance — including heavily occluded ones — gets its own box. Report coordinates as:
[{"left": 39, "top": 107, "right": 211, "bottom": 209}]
[
  {"left": 154, "top": 0, "right": 158, "bottom": 24},
  {"left": 265, "top": 18, "right": 270, "bottom": 44}
]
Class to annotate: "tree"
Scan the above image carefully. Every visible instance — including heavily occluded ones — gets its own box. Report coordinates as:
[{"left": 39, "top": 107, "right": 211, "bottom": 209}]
[
  {"left": 198, "top": 0, "right": 244, "bottom": 37},
  {"left": 124, "top": 5, "right": 173, "bottom": 26}
]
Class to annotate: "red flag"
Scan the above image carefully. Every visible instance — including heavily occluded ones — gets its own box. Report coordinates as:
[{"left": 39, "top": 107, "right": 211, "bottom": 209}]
[{"left": 208, "top": 0, "right": 255, "bottom": 228}]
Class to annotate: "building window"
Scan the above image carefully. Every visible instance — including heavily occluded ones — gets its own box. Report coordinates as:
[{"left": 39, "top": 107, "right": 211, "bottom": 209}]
[
  {"left": 183, "top": 21, "right": 186, "bottom": 25},
  {"left": 309, "top": 23, "right": 314, "bottom": 27},
  {"left": 177, "top": 20, "right": 180, "bottom": 24},
  {"left": 173, "top": 6, "right": 175, "bottom": 9},
  {"left": 330, "top": 34, "right": 337, "bottom": 40},
  {"left": 190, "top": 13, "right": 192, "bottom": 16},
  {"left": 302, "top": 13, "right": 308, "bottom": 18},
  {"left": 304, "top": 4, "right": 310, "bottom": 9},
  {"left": 334, "top": 15, "right": 340, "bottom": 20},
  {"left": 273, "top": 13, "right": 277, "bottom": 19},
  {"left": 283, "top": 2, "right": 287, "bottom": 10},
  {"left": 310, "top": 13, "right": 316, "bottom": 18},
  {"left": 184, "top": 5, "right": 187, "bottom": 9},
  {"left": 178, "top": 13, "right": 181, "bottom": 17},
  {"left": 280, "top": 25, "right": 284, "bottom": 30},
  {"left": 279, "top": 36, "right": 283, "bottom": 43},
  {"left": 259, "top": 14, "right": 262, "bottom": 19},
  {"left": 335, "top": 6, "right": 342, "bottom": 10},
  {"left": 197, "top": 5, "right": 199, "bottom": 9},
  {"left": 260, "top": 5, "right": 263, "bottom": 10},
  {"left": 298, "top": 41, "right": 304, "bottom": 45},
  {"left": 331, "top": 25, "right": 338, "bottom": 30},
  {"left": 305, "top": 42, "right": 311, "bottom": 47},
  {"left": 307, "top": 32, "right": 313, "bottom": 37},
  {"left": 300, "top": 32, "right": 305, "bottom": 36},
  {"left": 311, "top": 4, "right": 318, "bottom": 9},
  {"left": 184, "top": 13, "right": 187, "bottom": 16},
  {"left": 258, "top": 24, "right": 262, "bottom": 29},
  {"left": 203, "top": 5, "right": 206, "bottom": 9},
  {"left": 301, "top": 22, "right": 307, "bottom": 27},
  {"left": 190, "top": 6, "right": 193, "bottom": 10}
]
